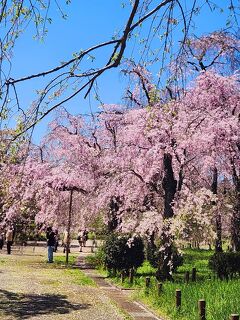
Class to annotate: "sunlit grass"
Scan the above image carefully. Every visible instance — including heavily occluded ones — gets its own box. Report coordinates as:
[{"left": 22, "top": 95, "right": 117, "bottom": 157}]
[
  {"left": 53, "top": 253, "right": 79, "bottom": 266},
  {"left": 0, "top": 249, "right": 95, "bottom": 287},
  {"left": 104, "top": 249, "right": 240, "bottom": 319},
  {"left": 136, "top": 278, "right": 240, "bottom": 320}
]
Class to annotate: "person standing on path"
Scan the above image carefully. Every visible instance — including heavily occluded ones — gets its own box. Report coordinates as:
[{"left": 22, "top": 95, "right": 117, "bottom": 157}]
[
  {"left": 77, "top": 229, "right": 84, "bottom": 252},
  {"left": 54, "top": 229, "right": 59, "bottom": 252},
  {"left": 63, "top": 230, "right": 71, "bottom": 253},
  {"left": 6, "top": 226, "right": 14, "bottom": 254},
  {"left": 46, "top": 227, "right": 55, "bottom": 263},
  {"left": 82, "top": 228, "right": 88, "bottom": 247}
]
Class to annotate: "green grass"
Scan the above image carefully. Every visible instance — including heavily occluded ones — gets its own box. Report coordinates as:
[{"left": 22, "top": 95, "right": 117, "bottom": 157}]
[
  {"left": 53, "top": 253, "right": 78, "bottom": 266},
  {"left": 176, "top": 248, "right": 213, "bottom": 281},
  {"left": 103, "top": 249, "right": 240, "bottom": 319},
  {"left": 46, "top": 253, "right": 96, "bottom": 286},
  {"left": 136, "top": 278, "right": 240, "bottom": 320},
  {"left": 64, "top": 268, "right": 96, "bottom": 286}
]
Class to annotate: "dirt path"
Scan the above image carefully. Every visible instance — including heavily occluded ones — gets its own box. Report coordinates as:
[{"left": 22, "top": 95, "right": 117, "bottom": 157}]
[
  {"left": 76, "top": 255, "right": 163, "bottom": 320},
  {"left": 0, "top": 247, "right": 127, "bottom": 320}
]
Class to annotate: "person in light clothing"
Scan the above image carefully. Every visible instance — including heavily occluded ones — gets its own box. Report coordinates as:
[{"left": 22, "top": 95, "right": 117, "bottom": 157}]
[{"left": 63, "top": 230, "right": 71, "bottom": 253}]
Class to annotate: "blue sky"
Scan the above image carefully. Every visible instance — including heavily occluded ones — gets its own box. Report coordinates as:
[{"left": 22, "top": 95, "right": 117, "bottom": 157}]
[{"left": 6, "top": 0, "right": 237, "bottom": 143}]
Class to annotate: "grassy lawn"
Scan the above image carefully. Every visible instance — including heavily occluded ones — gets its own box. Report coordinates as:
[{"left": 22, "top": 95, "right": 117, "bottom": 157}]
[
  {"left": 0, "top": 249, "right": 96, "bottom": 293},
  {"left": 52, "top": 254, "right": 96, "bottom": 286},
  {"left": 97, "top": 249, "right": 240, "bottom": 320},
  {"left": 136, "top": 272, "right": 240, "bottom": 320}
]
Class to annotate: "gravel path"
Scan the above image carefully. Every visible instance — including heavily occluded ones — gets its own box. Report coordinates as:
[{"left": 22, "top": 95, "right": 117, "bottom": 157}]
[{"left": 0, "top": 247, "right": 127, "bottom": 320}]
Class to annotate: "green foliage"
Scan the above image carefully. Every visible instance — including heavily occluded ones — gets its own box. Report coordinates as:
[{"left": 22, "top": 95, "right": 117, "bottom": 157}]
[
  {"left": 86, "top": 231, "right": 95, "bottom": 240},
  {"left": 103, "top": 233, "right": 144, "bottom": 272},
  {"left": 137, "top": 250, "right": 240, "bottom": 319},
  {"left": 103, "top": 248, "right": 240, "bottom": 318},
  {"left": 85, "top": 246, "right": 106, "bottom": 269},
  {"left": 53, "top": 254, "right": 77, "bottom": 266},
  {"left": 87, "top": 214, "right": 108, "bottom": 238},
  {"left": 104, "top": 233, "right": 128, "bottom": 271},
  {"left": 64, "top": 268, "right": 95, "bottom": 286},
  {"left": 148, "top": 242, "right": 183, "bottom": 273},
  {"left": 53, "top": 253, "right": 96, "bottom": 287},
  {"left": 177, "top": 248, "right": 212, "bottom": 281},
  {"left": 137, "top": 279, "right": 240, "bottom": 320},
  {"left": 209, "top": 252, "right": 240, "bottom": 280},
  {"left": 145, "top": 239, "right": 158, "bottom": 267}
]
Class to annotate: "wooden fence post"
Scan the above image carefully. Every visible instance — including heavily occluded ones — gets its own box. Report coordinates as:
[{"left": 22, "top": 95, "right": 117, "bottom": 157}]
[
  {"left": 145, "top": 277, "right": 150, "bottom": 293},
  {"left": 145, "top": 277, "right": 150, "bottom": 287},
  {"left": 129, "top": 268, "right": 134, "bottom": 284},
  {"left": 230, "top": 315, "right": 239, "bottom": 320},
  {"left": 192, "top": 267, "right": 197, "bottom": 282},
  {"left": 121, "top": 271, "right": 125, "bottom": 284},
  {"left": 176, "top": 289, "right": 181, "bottom": 309},
  {"left": 185, "top": 271, "right": 190, "bottom": 283},
  {"left": 157, "top": 282, "right": 163, "bottom": 296},
  {"left": 198, "top": 299, "right": 206, "bottom": 320}
]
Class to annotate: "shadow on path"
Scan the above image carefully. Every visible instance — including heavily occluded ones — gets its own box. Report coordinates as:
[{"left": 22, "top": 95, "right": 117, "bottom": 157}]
[{"left": 0, "top": 289, "right": 91, "bottom": 319}]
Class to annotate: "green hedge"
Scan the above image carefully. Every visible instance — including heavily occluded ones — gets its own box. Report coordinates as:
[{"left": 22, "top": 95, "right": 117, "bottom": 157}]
[{"left": 104, "top": 233, "right": 144, "bottom": 272}]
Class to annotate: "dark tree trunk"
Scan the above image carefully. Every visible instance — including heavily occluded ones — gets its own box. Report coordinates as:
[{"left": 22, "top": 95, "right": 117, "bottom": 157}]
[
  {"left": 231, "top": 194, "right": 240, "bottom": 251},
  {"left": 215, "top": 214, "right": 223, "bottom": 252},
  {"left": 211, "top": 167, "right": 222, "bottom": 253},
  {"left": 157, "top": 153, "right": 177, "bottom": 281},
  {"left": 162, "top": 154, "right": 177, "bottom": 219},
  {"left": 231, "top": 160, "right": 240, "bottom": 251},
  {"left": 107, "top": 196, "right": 121, "bottom": 233},
  {"left": 146, "top": 231, "right": 156, "bottom": 262}
]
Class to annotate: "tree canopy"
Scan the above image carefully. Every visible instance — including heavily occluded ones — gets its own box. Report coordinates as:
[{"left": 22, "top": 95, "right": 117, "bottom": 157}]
[
  {"left": 0, "top": 0, "right": 239, "bottom": 140},
  {"left": 0, "top": 0, "right": 240, "bottom": 278}
]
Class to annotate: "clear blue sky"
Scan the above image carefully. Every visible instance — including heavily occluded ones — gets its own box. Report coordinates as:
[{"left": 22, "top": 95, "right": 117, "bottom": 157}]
[{"left": 7, "top": 0, "right": 236, "bottom": 143}]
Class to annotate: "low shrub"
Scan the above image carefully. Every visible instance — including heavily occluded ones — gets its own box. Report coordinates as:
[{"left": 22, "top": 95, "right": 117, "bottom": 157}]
[
  {"left": 209, "top": 252, "right": 240, "bottom": 280},
  {"left": 103, "top": 233, "right": 144, "bottom": 273},
  {"left": 148, "top": 242, "right": 183, "bottom": 272}
]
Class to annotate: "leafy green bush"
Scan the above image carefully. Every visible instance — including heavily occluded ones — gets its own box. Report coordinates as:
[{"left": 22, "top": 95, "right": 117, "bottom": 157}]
[
  {"left": 148, "top": 242, "right": 183, "bottom": 272},
  {"left": 103, "top": 233, "right": 144, "bottom": 272},
  {"left": 125, "top": 236, "right": 145, "bottom": 270},
  {"left": 209, "top": 252, "right": 240, "bottom": 280}
]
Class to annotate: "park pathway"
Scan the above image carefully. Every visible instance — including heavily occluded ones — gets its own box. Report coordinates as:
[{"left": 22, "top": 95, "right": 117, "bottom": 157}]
[
  {"left": 0, "top": 246, "right": 126, "bottom": 320},
  {"left": 76, "top": 254, "right": 163, "bottom": 320}
]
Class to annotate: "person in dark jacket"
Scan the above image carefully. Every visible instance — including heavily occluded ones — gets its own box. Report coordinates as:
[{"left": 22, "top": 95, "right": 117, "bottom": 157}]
[
  {"left": 0, "top": 232, "right": 4, "bottom": 250},
  {"left": 46, "top": 227, "right": 55, "bottom": 263}
]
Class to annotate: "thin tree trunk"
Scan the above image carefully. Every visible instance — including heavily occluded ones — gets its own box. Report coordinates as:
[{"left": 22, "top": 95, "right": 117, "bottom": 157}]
[
  {"left": 230, "top": 160, "right": 240, "bottom": 251},
  {"left": 211, "top": 167, "right": 222, "bottom": 253},
  {"left": 66, "top": 189, "right": 73, "bottom": 264}
]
